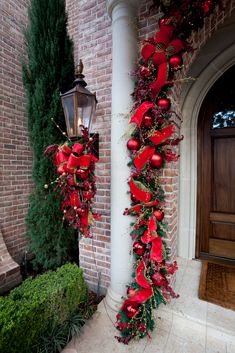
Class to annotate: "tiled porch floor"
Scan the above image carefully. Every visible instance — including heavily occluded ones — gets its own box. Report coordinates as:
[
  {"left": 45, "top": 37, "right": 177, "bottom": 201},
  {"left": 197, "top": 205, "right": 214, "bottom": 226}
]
[{"left": 62, "top": 258, "right": 235, "bottom": 353}]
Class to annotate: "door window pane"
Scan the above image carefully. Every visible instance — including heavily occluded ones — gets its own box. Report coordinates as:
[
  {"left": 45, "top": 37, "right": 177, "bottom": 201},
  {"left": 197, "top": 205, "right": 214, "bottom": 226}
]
[{"left": 212, "top": 110, "right": 235, "bottom": 129}]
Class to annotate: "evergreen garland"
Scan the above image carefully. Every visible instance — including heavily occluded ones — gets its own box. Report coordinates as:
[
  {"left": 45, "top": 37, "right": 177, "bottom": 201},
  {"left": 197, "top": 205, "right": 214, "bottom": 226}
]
[
  {"left": 115, "top": 0, "right": 222, "bottom": 343},
  {"left": 22, "top": 0, "right": 78, "bottom": 269}
]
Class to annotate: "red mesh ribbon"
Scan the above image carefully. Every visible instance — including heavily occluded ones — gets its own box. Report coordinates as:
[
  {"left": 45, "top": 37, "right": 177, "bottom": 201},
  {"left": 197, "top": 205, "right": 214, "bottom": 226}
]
[
  {"left": 129, "top": 178, "right": 152, "bottom": 203},
  {"left": 129, "top": 101, "right": 154, "bottom": 127},
  {"left": 133, "top": 146, "right": 155, "bottom": 170},
  {"left": 149, "top": 125, "right": 174, "bottom": 145}
]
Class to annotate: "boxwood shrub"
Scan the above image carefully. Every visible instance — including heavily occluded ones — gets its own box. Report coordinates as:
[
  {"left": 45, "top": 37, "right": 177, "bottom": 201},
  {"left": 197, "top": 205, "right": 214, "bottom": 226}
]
[{"left": 0, "top": 263, "right": 88, "bottom": 353}]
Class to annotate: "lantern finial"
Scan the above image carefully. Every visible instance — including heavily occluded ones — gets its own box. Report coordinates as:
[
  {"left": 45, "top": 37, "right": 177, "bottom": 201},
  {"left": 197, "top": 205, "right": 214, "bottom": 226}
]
[
  {"left": 76, "top": 59, "right": 84, "bottom": 76},
  {"left": 74, "top": 59, "right": 87, "bottom": 87}
]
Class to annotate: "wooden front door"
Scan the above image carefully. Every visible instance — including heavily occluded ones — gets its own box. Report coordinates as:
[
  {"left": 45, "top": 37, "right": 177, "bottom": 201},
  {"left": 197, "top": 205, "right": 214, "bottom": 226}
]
[{"left": 197, "top": 66, "right": 235, "bottom": 265}]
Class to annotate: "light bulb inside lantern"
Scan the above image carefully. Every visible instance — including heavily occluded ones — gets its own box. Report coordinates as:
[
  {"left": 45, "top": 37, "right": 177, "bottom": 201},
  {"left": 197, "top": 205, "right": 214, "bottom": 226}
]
[{"left": 77, "top": 116, "right": 83, "bottom": 135}]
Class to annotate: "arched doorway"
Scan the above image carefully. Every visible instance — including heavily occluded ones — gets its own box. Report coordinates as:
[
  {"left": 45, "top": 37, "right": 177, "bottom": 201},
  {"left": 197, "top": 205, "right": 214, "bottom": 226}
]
[
  {"left": 197, "top": 65, "right": 235, "bottom": 265},
  {"left": 178, "top": 12, "right": 235, "bottom": 260}
]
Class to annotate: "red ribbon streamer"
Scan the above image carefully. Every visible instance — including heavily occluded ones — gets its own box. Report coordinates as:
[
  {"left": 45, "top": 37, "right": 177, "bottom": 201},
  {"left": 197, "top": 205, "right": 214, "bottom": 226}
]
[
  {"left": 136, "top": 260, "right": 151, "bottom": 289},
  {"left": 129, "top": 178, "right": 152, "bottom": 203},
  {"left": 133, "top": 146, "right": 155, "bottom": 170},
  {"left": 155, "top": 25, "right": 175, "bottom": 45},
  {"left": 149, "top": 62, "right": 168, "bottom": 100},
  {"left": 80, "top": 211, "right": 89, "bottom": 226},
  {"left": 129, "top": 101, "right": 154, "bottom": 127},
  {"left": 121, "top": 288, "right": 153, "bottom": 311},
  {"left": 130, "top": 204, "right": 143, "bottom": 215},
  {"left": 77, "top": 154, "right": 97, "bottom": 169},
  {"left": 150, "top": 236, "right": 163, "bottom": 262},
  {"left": 139, "top": 217, "right": 162, "bottom": 262},
  {"left": 55, "top": 151, "right": 69, "bottom": 166},
  {"left": 70, "top": 192, "right": 81, "bottom": 208},
  {"left": 129, "top": 201, "right": 159, "bottom": 215},
  {"left": 149, "top": 125, "right": 174, "bottom": 145},
  {"left": 141, "top": 217, "right": 157, "bottom": 244}
]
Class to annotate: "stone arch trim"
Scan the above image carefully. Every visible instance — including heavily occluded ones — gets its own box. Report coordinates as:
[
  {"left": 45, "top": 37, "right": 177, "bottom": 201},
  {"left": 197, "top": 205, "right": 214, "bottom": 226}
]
[{"left": 178, "top": 17, "right": 235, "bottom": 259}]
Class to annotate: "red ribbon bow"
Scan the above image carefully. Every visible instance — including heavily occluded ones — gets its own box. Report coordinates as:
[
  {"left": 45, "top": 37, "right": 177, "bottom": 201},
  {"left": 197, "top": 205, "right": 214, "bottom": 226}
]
[{"left": 141, "top": 25, "right": 184, "bottom": 100}]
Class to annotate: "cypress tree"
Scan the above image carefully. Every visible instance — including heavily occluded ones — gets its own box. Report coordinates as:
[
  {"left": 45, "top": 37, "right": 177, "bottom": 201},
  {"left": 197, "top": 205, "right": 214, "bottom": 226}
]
[{"left": 22, "top": 0, "right": 78, "bottom": 269}]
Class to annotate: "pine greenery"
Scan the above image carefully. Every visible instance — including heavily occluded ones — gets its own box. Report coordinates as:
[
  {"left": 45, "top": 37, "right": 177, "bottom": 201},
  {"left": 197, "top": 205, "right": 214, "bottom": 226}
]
[{"left": 22, "top": 0, "right": 78, "bottom": 269}]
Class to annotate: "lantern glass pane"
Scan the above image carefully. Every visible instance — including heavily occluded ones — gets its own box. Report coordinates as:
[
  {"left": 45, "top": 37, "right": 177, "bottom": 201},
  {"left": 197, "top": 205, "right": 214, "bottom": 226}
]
[
  {"left": 76, "top": 93, "right": 96, "bottom": 132},
  {"left": 62, "top": 95, "right": 75, "bottom": 137}
]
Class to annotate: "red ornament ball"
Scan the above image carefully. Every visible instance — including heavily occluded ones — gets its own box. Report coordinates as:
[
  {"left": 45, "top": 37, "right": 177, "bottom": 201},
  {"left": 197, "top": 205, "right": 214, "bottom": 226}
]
[
  {"left": 127, "top": 287, "right": 136, "bottom": 297},
  {"left": 152, "top": 272, "right": 166, "bottom": 286},
  {"left": 150, "top": 153, "right": 163, "bottom": 169},
  {"left": 156, "top": 98, "right": 171, "bottom": 111},
  {"left": 67, "top": 174, "right": 76, "bottom": 186},
  {"left": 169, "top": 55, "right": 182, "bottom": 70},
  {"left": 76, "top": 169, "right": 88, "bottom": 180},
  {"left": 142, "top": 114, "right": 154, "bottom": 128},
  {"left": 131, "top": 193, "right": 138, "bottom": 204},
  {"left": 133, "top": 241, "right": 145, "bottom": 256},
  {"left": 139, "top": 66, "right": 151, "bottom": 78},
  {"left": 127, "top": 138, "right": 141, "bottom": 151},
  {"left": 153, "top": 209, "right": 164, "bottom": 221},
  {"left": 126, "top": 304, "right": 139, "bottom": 318}
]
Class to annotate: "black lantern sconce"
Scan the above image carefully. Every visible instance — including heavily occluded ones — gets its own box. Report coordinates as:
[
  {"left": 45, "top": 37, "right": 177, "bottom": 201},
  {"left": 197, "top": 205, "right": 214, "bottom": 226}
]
[{"left": 61, "top": 59, "right": 99, "bottom": 158}]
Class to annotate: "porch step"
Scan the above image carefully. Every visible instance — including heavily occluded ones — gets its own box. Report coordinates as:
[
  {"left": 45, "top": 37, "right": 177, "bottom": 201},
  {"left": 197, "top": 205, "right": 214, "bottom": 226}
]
[{"left": 0, "top": 229, "right": 22, "bottom": 294}]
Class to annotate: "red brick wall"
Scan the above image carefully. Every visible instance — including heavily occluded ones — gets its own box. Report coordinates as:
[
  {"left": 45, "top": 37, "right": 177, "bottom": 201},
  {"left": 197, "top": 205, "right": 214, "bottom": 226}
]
[
  {"left": 0, "top": 0, "right": 33, "bottom": 265},
  {"left": 66, "top": 0, "right": 112, "bottom": 293}
]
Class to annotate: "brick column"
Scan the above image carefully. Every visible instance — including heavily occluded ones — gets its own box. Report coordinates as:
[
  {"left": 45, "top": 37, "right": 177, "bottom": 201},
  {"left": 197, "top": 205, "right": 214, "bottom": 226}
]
[{"left": 105, "top": 0, "right": 138, "bottom": 310}]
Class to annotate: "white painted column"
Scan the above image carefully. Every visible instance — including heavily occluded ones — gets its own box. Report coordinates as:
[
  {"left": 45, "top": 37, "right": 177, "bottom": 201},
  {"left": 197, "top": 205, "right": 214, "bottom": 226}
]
[{"left": 105, "top": 0, "right": 138, "bottom": 310}]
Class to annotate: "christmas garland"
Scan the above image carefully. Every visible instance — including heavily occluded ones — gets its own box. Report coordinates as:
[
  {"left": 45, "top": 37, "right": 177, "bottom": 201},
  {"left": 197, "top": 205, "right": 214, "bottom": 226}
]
[
  {"left": 44, "top": 127, "right": 100, "bottom": 237},
  {"left": 115, "top": 0, "right": 222, "bottom": 344}
]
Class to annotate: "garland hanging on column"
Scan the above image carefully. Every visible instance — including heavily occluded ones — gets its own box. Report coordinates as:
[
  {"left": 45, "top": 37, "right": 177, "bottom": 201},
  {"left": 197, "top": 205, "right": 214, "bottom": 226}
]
[{"left": 116, "top": 0, "right": 223, "bottom": 344}]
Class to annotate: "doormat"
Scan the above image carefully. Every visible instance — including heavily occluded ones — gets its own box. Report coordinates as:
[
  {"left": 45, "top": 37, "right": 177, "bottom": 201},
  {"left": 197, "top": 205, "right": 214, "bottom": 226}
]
[{"left": 199, "top": 261, "right": 235, "bottom": 311}]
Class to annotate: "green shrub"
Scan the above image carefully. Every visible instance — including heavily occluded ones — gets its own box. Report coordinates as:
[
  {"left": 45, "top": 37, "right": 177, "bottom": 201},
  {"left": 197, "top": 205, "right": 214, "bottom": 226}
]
[
  {"left": 23, "top": 0, "right": 78, "bottom": 270},
  {"left": 0, "top": 263, "right": 88, "bottom": 353}
]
